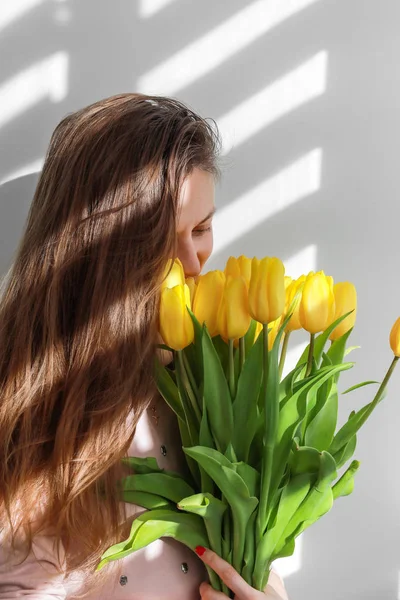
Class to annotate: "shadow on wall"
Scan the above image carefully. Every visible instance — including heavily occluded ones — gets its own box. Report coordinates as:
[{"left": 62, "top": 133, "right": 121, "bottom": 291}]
[{"left": 1, "top": 1, "right": 400, "bottom": 600}]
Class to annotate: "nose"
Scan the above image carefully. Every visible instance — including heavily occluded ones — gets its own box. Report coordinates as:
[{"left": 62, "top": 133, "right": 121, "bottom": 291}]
[{"left": 177, "top": 239, "right": 201, "bottom": 278}]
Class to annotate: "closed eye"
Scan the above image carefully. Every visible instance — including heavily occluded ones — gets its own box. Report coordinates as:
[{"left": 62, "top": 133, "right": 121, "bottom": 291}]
[{"left": 192, "top": 226, "right": 212, "bottom": 237}]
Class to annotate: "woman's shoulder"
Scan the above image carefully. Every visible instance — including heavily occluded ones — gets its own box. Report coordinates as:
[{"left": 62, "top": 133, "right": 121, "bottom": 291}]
[{"left": 0, "top": 528, "right": 67, "bottom": 598}]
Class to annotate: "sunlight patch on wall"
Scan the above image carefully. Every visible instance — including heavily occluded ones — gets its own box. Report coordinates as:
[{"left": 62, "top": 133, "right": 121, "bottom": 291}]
[
  {"left": 137, "top": 0, "right": 322, "bottom": 94},
  {"left": 212, "top": 149, "right": 322, "bottom": 256},
  {"left": 139, "top": 0, "right": 178, "bottom": 19},
  {"left": 0, "top": 0, "right": 44, "bottom": 32},
  {"left": 0, "top": 52, "right": 69, "bottom": 130},
  {"left": 0, "top": 158, "right": 44, "bottom": 185},
  {"left": 285, "top": 244, "right": 317, "bottom": 280},
  {"left": 397, "top": 569, "right": 400, "bottom": 600},
  {"left": 219, "top": 51, "right": 327, "bottom": 155}
]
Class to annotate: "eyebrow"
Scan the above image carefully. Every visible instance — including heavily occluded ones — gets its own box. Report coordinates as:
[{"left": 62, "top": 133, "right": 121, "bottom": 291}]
[{"left": 198, "top": 207, "right": 217, "bottom": 225}]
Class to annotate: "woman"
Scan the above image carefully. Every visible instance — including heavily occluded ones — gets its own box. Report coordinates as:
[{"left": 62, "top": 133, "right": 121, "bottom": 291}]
[{"left": 0, "top": 93, "right": 289, "bottom": 599}]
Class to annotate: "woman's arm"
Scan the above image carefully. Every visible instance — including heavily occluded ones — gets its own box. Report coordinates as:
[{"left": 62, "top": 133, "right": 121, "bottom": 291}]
[{"left": 0, "top": 532, "right": 66, "bottom": 599}]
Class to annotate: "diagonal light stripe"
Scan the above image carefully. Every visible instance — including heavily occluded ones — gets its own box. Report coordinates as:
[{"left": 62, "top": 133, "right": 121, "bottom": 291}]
[
  {"left": 137, "top": 0, "right": 322, "bottom": 94},
  {"left": 0, "top": 52, "right": 69, "bottom": 130},
  {"left": 0, "top": 158, "right": 44, "bottom": 185},
  {"left": 0, "top": 0, "right": 44, "bottom": 32},
  {"left": 212, "top": 148, "right": 322, "bottom": 255},
  {"left": 284, "top": 244, "right": 317, "bottom": 280},
  {"left": 219, "top": 51, "right": 327, "bottom": 155},
  {"left": 139, "top": 0, "right": 179, "bottom": 19}
]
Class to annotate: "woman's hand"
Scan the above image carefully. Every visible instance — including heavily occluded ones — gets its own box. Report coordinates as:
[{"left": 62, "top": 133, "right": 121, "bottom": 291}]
[{"left": 195, "top": 546, "right": 289, "bottom": 600}]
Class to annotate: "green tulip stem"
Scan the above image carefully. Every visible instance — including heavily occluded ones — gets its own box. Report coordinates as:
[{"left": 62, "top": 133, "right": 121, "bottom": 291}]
[
  {"left": 182, "top": 351, "right": 201, "bottom": 412},
  {"left": 305, "top": 333, "right": 316, "bottom": 377},
  {"left": 177, "top": 350, "right": 202, "bottom": 425},
  {"left": 256, "top": 324, "right": 270, "bottom": 541},
  {"left": 279, "top": 331, "right": 291, "bottom": 380},
  {"left": 368, "top": 355, "right": 399, "bottom": 415},
  {"left": 239, "top": 337, "right": 246, "bottom": 373},
  {"left": 228, "top": 339, "right": 236, "bottom": 398}
]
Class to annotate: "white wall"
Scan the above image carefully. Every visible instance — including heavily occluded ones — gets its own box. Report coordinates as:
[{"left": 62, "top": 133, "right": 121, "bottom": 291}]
[{"left": 1, "top": 1, "right": 400, "bottom": 598}]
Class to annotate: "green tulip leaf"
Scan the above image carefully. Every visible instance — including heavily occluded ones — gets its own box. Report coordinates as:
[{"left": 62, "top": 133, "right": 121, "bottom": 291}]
[
  {"left": 244, "top": 319, "right": 259, "bottom": 355},
  {"left": 257, "top": 319, "right": 285, "bottom": 528},
  {"left": 224, "top": 441, "right": 238, "bottom": 463},
  {"left": 211, "top": 335, "right": 230, "bottom": 376},
  {"left": 342, "top": 380, "right": 380, "bottom": 395},
  {"left": 197, "top": 394, "right": 217, "bottom": 494},
  {"left": 121, "top": 456, "right": 163, "bottom": 474},
  {"left": 122, "top": 472, "right": 195, "bottom": 504},
  {"left": 332, "top": 459, "right": 360, "bottom": 499},
  {"left": 97, "top": 509, "right": 208, "bottom": 571},
  {"left": 97, "top": 514, "right": 146, "bottom": 569},
  {"left": 154, "top": 358, "right": 185, "bottom": 422},
  {"left": 332, "top": 433, "right": 357, "bottom": 469},
  {"left": 329, "top": 387, "right": 385, "bottom": 456},
  {"left": 177, "top": 416, "right": 201, "bottom": 490},
  {"left": 186, "top": 308, "right": 205, "bottom": 382},
  {"left": 296, "top": 311, "right": 354, "bottom": 369},
  {"left": 121, "top": 490, "right": 176, "bottom": 510},
  {"left": 344, "top": 345, "right": 361, "bottom": 356},
  {"left": 232, "top": 331, "right": 264, "bottom": 462},
  {"left": 304, "top": 382, "right": 338, "bottom": 451},
  {"left": 234, "top": 461, "right": 261, "bottom": 497},
  {"left": 289, "top": 445, "right": 321, "bottom": 476},
  {"left": 326, "top": 328, "right": 353, "bottom": 369},
  {"left": 174, "top": 353, "right": 199, "bottom": 447},
  {"left": 177, "top": 492, "right": 227, "bottom": 558},
  {"left": 272, "top": 537, "right": 296, "bottom": 561},
  {"left": 183, "top": 445, "right": 259, "bottom": 573},
  {"left": 277, "top": 451, "right": 337, "bottom": 550},
  {"left": 279, "top": 363, "right": 307, "bottom": 402},
  {"left": 270, "top": 363, "right": 353, "bottom": 514},
  {"left": 253, "top": 472, "right": 312, "bottom": 589},
  {"left": 202, "top": 328, "right": 234, "bottom": 454},
  {"left": 241, "top": 509, "right": 257, "bottom": 584}
]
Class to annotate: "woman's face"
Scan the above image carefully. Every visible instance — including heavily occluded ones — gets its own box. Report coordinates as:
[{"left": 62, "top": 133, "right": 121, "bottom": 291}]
[{"left": 176, "top": 167, "right": 216, "bottom": 278}]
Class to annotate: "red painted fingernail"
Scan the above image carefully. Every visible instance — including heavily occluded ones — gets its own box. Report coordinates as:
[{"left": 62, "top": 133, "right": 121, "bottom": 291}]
[{"left": 195, "top": 545, "right": 206, "bottom": 556}]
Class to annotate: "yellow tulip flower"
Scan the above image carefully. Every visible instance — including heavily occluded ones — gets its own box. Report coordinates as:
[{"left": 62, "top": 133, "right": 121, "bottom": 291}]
[
  {"left": 192, "top": 270, "right": 225, "bottom": 337},
  {"left": 217, "top": 276, "right": 251, "bottom": 340},
  {"left": 224, "top": 256, "right": 241, "bottom": 279},
  {"left": 299, "top": 272, "right": 336, "bottom": 334},
  {"left": 238, "top": 255, "right": 252, "bottom": 287},
  {"left": 225, "top": 255, "right": 252, "bottom": 288},
  {"left": 159, "top": 283, "right": 194, "bottom": 351},
  {"left": 390, "top": 317, "right": 400, "bottom": 357},
  {"left": 284, "top": 276, "right": 293, "bottom": 290},
  {"left": 248, "top": 256, "right": 286, "bottom": 324},
  {"left": 284, "top": 275, "right": 306, "bottom": 332},
  {"left": 329, "top": 282, "right": 357, "bottom": 341},
  {"left": 162, "top": 258, "right": 185, "bottom": 289},
  {"left": 185, "top": 277, "right": 197, "bottom": 306}
]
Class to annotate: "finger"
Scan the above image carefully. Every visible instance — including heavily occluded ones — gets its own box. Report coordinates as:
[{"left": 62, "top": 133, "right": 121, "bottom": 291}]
[
  {"left": 264, "top": 569, "right": 289, "bottom": 600},
  {"left": 195, "top": 546, "right": 259, "bottom": 599},
  {"left": 199, "top": 581, "right": 229, "bottom": 599}
]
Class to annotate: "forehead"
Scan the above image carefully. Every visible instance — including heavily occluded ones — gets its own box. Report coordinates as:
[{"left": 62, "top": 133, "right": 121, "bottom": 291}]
[{"left": 177, "top": 167, "right": 215, "bottom": 228}]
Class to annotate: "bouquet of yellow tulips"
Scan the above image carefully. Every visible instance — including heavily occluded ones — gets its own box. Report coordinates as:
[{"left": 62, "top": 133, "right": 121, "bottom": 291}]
[{"left": 98, "top": 255, "right": 400, "bottom": 597}]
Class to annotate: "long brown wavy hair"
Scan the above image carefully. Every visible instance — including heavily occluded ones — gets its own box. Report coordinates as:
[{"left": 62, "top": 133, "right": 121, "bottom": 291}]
[{"left": 0, "top": 93, "right": 221, "bottom": 587}]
